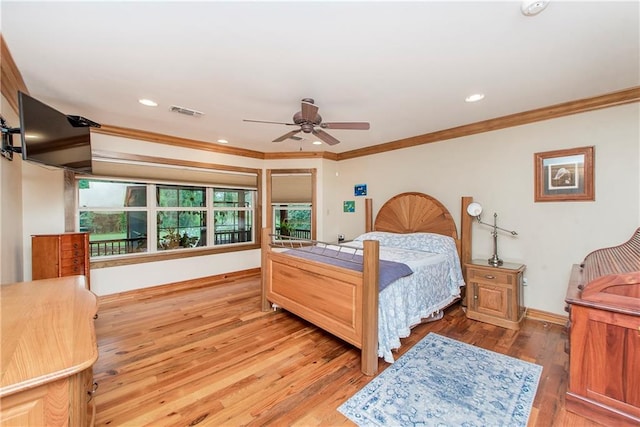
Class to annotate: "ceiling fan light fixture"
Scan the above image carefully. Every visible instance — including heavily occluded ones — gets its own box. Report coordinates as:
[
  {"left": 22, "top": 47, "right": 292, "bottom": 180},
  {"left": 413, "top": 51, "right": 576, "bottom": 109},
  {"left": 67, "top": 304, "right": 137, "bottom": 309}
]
[
  {"left": 312, "top": 140, "right": 322, "bottom": 145},
  {"left": 244, "top": 98, "right": 370, "bottom": 146}
]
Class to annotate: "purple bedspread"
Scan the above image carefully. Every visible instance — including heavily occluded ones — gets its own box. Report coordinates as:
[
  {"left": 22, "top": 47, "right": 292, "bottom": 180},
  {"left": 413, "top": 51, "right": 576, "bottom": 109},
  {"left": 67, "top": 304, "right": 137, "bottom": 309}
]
[{"left": 284, "top": 247, "right": 413, "bottom": 291}]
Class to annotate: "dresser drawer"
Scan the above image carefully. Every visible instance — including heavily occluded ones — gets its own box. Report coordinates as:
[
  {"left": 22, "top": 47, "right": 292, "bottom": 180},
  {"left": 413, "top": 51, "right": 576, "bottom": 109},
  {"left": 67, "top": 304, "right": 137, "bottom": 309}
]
[
  {"left": 60, "top": 235, "right": 86, "bottom": 251},
  {"left": 61, "top": 264, "right": 85, "bottom": 276},
  {"left": 61, "top": 256, "right": 85, "bottom": 268},
  {"left": 61, "top": 248, "right": 85, "bottom": 259}
]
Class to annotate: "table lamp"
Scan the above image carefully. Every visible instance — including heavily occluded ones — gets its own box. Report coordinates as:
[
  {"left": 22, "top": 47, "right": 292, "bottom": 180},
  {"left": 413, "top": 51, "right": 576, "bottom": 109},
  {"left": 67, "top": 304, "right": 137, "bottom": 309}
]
[{"left": 466, "top": 202, "right": 518, "bottom": 267}]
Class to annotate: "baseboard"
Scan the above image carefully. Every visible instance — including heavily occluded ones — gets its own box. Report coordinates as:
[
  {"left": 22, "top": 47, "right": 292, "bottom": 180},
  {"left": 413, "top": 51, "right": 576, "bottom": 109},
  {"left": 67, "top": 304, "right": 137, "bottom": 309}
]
[
  {"left": 98, "top": 267, "right": 260, "bottom": 309},
  {"left": 525, "top": 307, "right": 567, "bottom": 326},
  {"left": 98, "top": 271, "right": 570, "bottom": 327}
]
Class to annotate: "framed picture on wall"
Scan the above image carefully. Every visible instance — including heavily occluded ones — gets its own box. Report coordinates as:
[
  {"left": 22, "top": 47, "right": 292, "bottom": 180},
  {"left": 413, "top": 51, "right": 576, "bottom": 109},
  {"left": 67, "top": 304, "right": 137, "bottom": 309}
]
[
  {"left": 343, "top": 200, "right": 355, "bottom": 213},
  {"left": 354, "top": 184, "right": 367, "bottom": 196},
  {"left": 534, "top": 146, "right": 594, "bottom": 202}
]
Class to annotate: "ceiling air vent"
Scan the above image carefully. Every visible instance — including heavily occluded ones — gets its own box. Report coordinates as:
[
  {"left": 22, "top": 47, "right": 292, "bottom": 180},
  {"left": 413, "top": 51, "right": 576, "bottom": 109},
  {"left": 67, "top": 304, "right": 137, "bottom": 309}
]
[{"left": 169, "top": 105, "right": 204, "bottom": 117}]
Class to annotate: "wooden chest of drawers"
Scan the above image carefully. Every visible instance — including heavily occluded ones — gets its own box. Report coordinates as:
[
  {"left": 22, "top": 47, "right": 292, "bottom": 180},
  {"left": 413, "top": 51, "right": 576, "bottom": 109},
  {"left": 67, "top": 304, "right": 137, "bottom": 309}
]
[{"left": 32, "top": 232, "right": 90, "bottom": 289}]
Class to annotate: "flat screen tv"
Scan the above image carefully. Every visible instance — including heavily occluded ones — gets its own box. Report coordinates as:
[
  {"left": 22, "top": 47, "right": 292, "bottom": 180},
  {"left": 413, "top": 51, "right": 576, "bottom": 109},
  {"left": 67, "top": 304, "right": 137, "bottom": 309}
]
[{"left": 18, "top": 91, "right": 96, "bottom": 174}]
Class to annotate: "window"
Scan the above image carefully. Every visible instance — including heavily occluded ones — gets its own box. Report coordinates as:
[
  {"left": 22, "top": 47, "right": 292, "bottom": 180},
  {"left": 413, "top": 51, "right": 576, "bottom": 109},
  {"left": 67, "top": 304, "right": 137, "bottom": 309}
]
[
  {"left": 213, "top": 189, "right": 253, "bottom": 244},
  {"left": 78, "top": 178, "right": 256, "bottom": 258},
  {"left": 267, "top": 169, "right": 316, "bottom": 242},
  {"left": 273, "top": 204, "right": 311, "bottom": 240},
  {"left": 156, "top": 185, "right": 206, "bottom": 251}
]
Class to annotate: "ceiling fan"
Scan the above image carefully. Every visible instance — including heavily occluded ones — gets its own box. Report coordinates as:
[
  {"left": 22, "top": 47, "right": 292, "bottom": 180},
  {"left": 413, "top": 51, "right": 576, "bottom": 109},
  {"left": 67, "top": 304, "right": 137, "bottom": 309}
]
[{"left": 243, "top": 98, "right": 370, "bottom": 145}]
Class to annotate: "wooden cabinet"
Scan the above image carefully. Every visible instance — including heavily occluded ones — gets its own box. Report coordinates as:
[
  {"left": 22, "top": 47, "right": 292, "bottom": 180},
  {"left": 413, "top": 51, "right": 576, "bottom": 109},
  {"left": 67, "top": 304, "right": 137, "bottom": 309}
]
[
  {"left": 465, "top": 260, "right": 525, "bottom": 330},
  {"left": 0, "top": 276, "right": 98, "bottom": 427},
  {"left": 565, "top": 265, "right": 640, "bottom": 426},
  {"left": 32, "top": 232, "right": 90, "bottom": 289}
]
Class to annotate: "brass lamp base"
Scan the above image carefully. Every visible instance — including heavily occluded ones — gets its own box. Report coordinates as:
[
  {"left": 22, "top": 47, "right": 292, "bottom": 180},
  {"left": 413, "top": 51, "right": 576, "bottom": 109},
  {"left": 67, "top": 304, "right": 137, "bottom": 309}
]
[{"left": 488, "top": 254, "right": 503, "bottom": 267}]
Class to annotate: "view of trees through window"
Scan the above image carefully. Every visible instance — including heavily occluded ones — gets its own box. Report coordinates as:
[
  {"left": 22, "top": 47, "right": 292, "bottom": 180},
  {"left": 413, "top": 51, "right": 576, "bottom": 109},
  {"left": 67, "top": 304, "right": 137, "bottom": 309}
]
[
  {"left": 78, "top": 179, "right": 256, "bottom": 257},
  {"left": 156, "top": 186, "right": 206, "bottom": 250},
  {"left": 274, "top": 204, "right": 311, "bottom": 239}
]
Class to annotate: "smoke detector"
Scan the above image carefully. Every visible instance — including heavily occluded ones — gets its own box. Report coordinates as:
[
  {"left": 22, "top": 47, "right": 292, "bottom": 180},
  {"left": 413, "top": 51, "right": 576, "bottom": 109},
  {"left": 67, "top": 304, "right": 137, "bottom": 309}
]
[
  {"left": 521, "top": 0, "right": 549, "bottom": 16},
  {"left": 169, "top": 105, "right": 204, "bottom": 117}
]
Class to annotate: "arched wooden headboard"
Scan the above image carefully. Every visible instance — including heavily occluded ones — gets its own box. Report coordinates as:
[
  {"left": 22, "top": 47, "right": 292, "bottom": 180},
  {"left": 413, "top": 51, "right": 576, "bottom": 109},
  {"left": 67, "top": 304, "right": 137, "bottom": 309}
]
[{"left": 365, "top": 192, "right": 473, "bottom": 267}]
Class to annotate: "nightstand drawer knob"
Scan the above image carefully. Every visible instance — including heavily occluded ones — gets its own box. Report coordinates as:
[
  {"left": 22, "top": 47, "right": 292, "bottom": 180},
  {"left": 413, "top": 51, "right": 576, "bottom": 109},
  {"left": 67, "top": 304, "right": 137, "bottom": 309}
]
[{"left": 484, "top": 274, "right": 496, "bottom": 279}]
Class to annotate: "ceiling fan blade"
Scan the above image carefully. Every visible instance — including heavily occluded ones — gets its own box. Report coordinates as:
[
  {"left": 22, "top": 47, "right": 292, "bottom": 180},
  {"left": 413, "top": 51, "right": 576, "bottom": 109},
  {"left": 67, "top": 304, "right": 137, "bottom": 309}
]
[
  {"left": 321, "top": 122, "right": 370, "bottom": 130},
  {"left": 312, "top": 129, "right": 340, "bottom": 146},
  {"left": 243, "top": 119, "right": 296, "bottom": 126},
  {"left": 273, "top": 130, "right": 301, "bottom": 142},
  {"left": 301, "top": 101, "right": 319, "bottom": 122}
]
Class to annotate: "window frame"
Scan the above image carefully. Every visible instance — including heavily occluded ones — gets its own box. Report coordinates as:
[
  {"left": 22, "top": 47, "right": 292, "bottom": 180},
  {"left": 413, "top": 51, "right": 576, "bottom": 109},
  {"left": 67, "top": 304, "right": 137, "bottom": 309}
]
[
  {"left": 266, "top": 168, "right": 316, "bottom": 243},
  {"left": 69, "top": 163, "right": 261, "bottom": 269}
]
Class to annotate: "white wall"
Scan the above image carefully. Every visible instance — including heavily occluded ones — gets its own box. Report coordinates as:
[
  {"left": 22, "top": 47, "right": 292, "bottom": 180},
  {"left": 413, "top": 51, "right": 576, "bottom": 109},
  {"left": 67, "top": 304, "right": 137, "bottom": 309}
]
[
  {"left": 331, "top": 103, "right": 640, "bottom": 315},
  {"left": 20, "top": 162, "right": 66, "bottom": 280},
  {"left": 3, "top": 96, "right": 638, "bottom": 315},
  {"left": 0, "top": 96, "right": 24, "bottom": 284}
]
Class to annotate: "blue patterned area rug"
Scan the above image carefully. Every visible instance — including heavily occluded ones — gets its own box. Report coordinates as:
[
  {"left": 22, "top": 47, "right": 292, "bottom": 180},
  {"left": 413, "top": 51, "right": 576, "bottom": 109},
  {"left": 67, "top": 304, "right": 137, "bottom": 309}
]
[{"left": 338, "top": 333, "right": 542, "bottom": 427}]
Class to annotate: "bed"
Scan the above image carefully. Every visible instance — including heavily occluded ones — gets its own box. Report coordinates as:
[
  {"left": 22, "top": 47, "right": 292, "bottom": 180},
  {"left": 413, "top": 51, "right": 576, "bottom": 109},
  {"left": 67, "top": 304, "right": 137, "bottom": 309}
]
[{"left": 261, "top": 192, "right": 473, "bottom": 375}]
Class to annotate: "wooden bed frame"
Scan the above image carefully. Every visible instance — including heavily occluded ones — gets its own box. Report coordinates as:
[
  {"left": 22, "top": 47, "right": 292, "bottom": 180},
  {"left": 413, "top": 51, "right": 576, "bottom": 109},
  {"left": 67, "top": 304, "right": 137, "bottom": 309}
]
[{"left": 261, "top": 192, "right": 473, "bottom": 375}]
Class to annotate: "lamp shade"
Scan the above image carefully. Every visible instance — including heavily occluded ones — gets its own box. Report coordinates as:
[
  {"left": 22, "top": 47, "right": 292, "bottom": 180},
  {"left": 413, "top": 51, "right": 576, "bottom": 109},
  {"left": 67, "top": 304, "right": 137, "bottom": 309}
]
[{"left": 467, "top": 202, "right": 483, "bottom": 217}]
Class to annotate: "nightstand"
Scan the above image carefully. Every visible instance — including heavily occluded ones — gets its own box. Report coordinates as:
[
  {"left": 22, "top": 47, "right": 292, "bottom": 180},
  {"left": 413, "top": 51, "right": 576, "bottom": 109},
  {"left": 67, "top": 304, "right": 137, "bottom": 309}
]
[{"left": 465, "top": 260, "right": 526, "bottom": 330}]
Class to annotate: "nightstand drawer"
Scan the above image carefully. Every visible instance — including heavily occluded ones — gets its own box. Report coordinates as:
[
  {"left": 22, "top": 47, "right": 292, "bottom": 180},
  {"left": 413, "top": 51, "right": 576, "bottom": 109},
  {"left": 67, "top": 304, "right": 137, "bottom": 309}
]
[{"left": 467, "top": 268, "right": 512, "bottom": 285}]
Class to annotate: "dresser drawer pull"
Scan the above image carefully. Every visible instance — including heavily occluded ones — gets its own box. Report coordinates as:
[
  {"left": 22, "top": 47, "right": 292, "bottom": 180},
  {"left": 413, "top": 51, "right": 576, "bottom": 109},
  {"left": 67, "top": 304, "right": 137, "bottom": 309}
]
[
  {"left": 484, "top": 274, "right": 496, "bottom": 279},
  {"left": 87, "top": 381, "right": 99, "bottom": 402}
]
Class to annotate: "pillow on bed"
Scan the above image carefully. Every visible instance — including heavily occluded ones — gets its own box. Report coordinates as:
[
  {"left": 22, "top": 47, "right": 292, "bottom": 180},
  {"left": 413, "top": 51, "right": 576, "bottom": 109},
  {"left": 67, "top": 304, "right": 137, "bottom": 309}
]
[
  {"left": 353, "top": 231, "right": 457, "bottom": 255},
  {"left": 353, "top": 231, "right": 466, "bottom": 291}
]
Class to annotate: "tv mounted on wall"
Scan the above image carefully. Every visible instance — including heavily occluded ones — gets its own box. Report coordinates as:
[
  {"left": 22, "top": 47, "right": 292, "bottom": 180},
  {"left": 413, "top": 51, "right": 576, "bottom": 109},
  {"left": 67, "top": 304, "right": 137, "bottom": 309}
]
[{"left": 15, "top": 91, "right": 99, "bottom": 174}]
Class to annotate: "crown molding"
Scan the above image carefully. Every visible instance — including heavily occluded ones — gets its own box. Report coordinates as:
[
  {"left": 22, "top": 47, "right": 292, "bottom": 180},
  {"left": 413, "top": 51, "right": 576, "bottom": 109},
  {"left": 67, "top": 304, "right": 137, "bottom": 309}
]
[
  {"left": 93, "top": 124, "right": 266, "bottom": 159},
  {"left": 0, "top": 35, "right": 29, "bottom": 115},
  {"left": 337, "top": 86, "right": 640, "bottom": 161}
]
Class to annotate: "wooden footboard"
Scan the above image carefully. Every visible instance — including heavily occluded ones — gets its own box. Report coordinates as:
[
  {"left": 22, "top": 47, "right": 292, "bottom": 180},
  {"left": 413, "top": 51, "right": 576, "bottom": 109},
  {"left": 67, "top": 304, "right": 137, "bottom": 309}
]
[
  {"left": 261, "top": 228, "right": 380, "bottom": 375},
  {"left": 261, "top": 193, "right": 472, "bottom": 376}
]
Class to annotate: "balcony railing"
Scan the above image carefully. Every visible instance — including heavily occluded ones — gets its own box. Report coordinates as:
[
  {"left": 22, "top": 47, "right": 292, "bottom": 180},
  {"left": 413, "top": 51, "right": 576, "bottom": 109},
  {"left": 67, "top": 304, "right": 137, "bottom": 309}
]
[
  {"left": 276, "top": 228, "right": 311, "bottom": 240},
  {"left": 89, "top": 228, "right": 311, "bottom": 257},
  {"left": 90, "top": 229, "right": 253, "bottom": 257},
  {"left": 90, "top": 237, "right": 147, "bottom": 257}
]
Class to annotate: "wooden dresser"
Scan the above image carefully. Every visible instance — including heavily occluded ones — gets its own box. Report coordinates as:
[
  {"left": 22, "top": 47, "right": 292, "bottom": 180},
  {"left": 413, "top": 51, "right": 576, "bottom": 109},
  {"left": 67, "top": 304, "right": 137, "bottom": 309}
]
[
  {"left": 564, "top": 229, "right": 640, "bottom": 427},
  {"left": 0, "top": 276, "right": 98, "bottom": 426},
  {"left": 32, "top": 232, "right": 90, "bottom": 289}
]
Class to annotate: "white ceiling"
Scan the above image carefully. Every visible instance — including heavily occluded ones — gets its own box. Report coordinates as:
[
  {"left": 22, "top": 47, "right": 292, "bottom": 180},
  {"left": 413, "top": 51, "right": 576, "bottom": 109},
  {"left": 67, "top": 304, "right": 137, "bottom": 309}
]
[{"left": 1, "top": 1, "right": 638, "bottom": 154}]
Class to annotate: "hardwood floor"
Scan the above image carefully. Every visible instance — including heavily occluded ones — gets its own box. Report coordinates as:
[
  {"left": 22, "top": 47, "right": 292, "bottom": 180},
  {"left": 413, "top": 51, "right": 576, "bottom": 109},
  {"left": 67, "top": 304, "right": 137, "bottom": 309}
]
[{"left": 93, "top": 274, "right": 601, "bottom": 426}]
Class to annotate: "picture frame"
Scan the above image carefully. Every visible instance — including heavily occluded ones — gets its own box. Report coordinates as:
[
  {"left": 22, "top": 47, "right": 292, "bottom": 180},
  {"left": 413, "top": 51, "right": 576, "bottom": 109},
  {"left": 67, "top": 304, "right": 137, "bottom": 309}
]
[
  {"left": 534, "top": 146, "right": 594, "bottom": 202},
  {"left": 354, "top": 184, "right": 367, "bottom": 196},
  {"left": 343, "top": 200, "right": 355, "bottom": 213}
]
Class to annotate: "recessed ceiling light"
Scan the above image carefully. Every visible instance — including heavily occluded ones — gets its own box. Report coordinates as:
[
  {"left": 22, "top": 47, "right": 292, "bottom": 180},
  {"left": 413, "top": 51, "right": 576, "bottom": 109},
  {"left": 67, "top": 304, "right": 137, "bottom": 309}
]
[
  {"left": 217, "top": 139, "right": 229, "bottom": 144},
  {"left": 312, "top": 141, "right": 322, "bottom": 145},
  {"left": 138, "top": 99, "right": 158, "bottom": 107},
  {"left": 521, "top": 0, "right": 549, "bottom": 16},
  {"left": 465, "top": 93, "right": 485, "bottom": 103}
]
